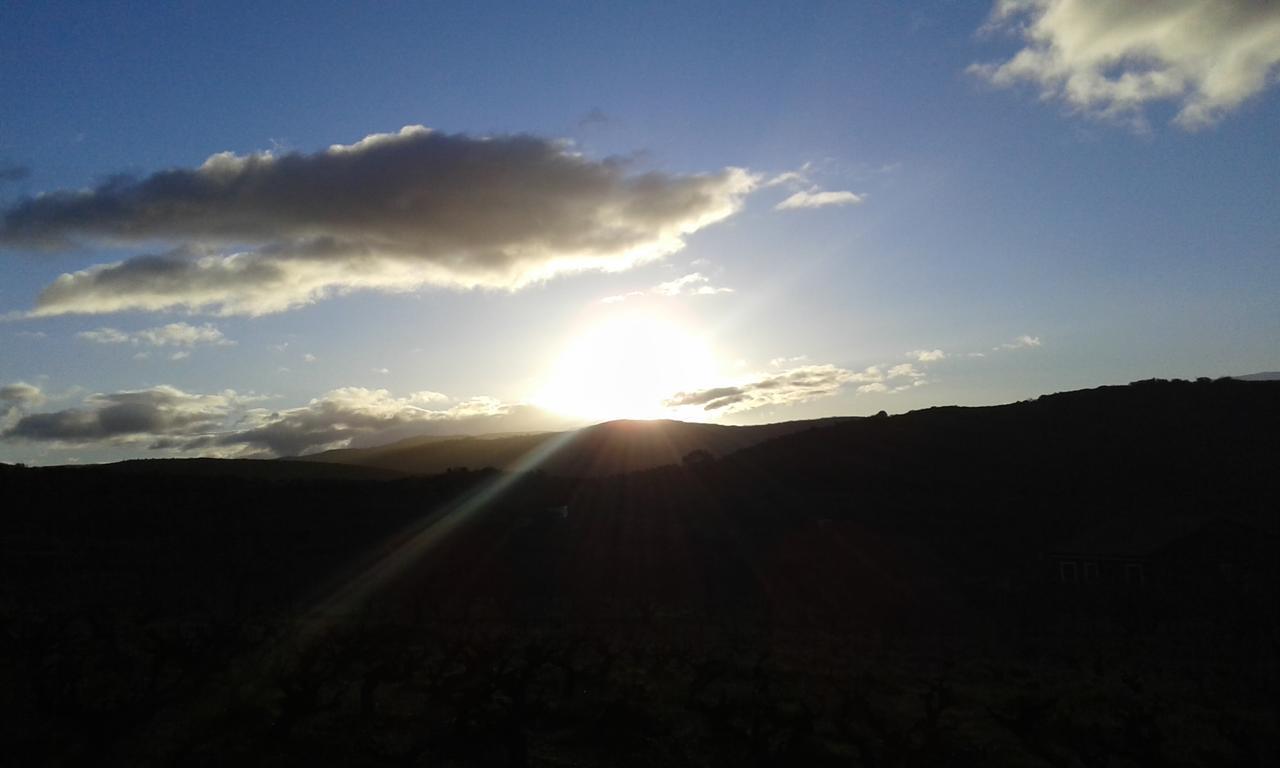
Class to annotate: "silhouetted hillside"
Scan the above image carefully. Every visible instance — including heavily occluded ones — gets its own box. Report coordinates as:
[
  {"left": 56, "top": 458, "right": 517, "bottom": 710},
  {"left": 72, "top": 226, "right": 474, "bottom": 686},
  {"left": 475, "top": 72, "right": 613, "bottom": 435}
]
[
  {"left": 2, "top": 378, "right": 1277, "bottom": 765},
  {"left": 300, "top": 416, "right": 855, "bottom": 477}
]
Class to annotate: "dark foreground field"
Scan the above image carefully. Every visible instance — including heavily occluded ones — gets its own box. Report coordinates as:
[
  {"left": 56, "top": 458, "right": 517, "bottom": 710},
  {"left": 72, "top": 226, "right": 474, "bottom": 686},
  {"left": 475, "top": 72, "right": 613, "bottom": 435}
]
[{"left": 2, "top": 379, "right": 1277, "bottom": 766}]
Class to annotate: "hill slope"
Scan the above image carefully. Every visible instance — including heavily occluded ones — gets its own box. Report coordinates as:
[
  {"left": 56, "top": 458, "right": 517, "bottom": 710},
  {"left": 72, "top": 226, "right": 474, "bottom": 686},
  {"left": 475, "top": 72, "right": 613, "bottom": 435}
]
[{"left": 299, "top": 416, "right": 854, "bottom": 477}]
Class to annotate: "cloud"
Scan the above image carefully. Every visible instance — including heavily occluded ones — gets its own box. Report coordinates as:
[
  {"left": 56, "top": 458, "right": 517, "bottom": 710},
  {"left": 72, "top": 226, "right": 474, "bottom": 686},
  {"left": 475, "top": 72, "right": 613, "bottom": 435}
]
[
  {"left": 221, "top": 388, "right": 515, "bottom": 456},
  {"left": 999, "top": 334, "right": 1042, "bottom": 350},
  {"left": 1, "top": 384, "right": 531, "bottom": 457},
  {"left": 769, "top": 354, "right": 808, "bottom": 367},
  {"left": 887, "top": 362, "right": 925, "bottom": 380},
  {"left": 3, "top": 386, "right": 238, "bottom": 446},
  {"left": 775, "top": 189, "right": 865, "bottom": 210},
  {"left": 664, "top": 363, "right": 875, "bottom": 415},
  {"left": 77, "top": 321, "right": 232, "bottom": 348},
  {"left": 602, "top": 271, "right": 734, "bottom": 303},
  {"left": 665, "top": 356, "right": 939, "bottom": 415},
  {"left": 2, "top": 126, "right": 756, "bottom": 316},
  {"left": 908, "top": 349, "right": 947, "bottom": 362},
  {"left": 970, "top": 0, "right": 1280, "bottom": 129},
  {"left": 0, "top": 165, "right": 31, "bottom": 183},
  {"left": 2, "top": 382, "right": 46, "bottom": 428}
]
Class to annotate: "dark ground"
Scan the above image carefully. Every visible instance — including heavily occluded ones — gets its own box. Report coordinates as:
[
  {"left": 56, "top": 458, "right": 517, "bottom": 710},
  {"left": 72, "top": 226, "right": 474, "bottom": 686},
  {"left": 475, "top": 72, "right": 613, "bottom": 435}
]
[{"left": 2, "top": 378, "right": 1277, "bottom": 766}]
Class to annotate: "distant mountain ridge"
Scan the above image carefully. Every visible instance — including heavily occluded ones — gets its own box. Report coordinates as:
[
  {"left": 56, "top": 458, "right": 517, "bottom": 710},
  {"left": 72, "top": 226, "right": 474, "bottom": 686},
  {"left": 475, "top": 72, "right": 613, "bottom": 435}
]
[{"left": 298, "top": 417, "right": 856, "bottom": 478}]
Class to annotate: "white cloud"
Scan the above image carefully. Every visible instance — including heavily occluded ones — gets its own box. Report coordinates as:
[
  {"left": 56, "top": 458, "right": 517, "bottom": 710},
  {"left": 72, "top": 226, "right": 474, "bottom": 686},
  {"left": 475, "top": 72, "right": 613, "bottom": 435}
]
[
  {"left": 602, "top": 271, "right": 733, "bottom": 303},
  {"left": 971, "top": 0, "right": 1280, "bottom": 129},
  {"left": 999, "top": 334, "right": 1042, "bottom": 350},
  {"left": 908, "top": 349, "right": 947, "bottom": 362},
  {"left": 888, "top": 362, "right": 925, "bottom": 380},
  {"left": 775, "top": 189, "right": 864, "bottom": 210},
  {"left": 664, "top": 363, "right": 863, "bottom": 414},
  {"left": 769, "top": 354, "right": 808, "bottom": 368},
  {"left": 78, "top": 322, "right": 233, "bottom": 349},
  {"left": 4, "top": 126, "right": 757, "bottom": 316}
]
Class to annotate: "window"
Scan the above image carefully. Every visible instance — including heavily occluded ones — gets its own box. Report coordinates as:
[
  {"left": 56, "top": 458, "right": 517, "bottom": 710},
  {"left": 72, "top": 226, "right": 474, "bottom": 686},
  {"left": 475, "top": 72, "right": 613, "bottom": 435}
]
[{"left": 1059, "top": 561, "right": 1078, "bottom": 584}]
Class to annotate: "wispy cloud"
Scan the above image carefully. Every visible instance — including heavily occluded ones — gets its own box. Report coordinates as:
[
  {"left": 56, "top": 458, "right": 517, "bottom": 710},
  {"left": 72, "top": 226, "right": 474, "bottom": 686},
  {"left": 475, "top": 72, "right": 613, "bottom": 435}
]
[
  {"left": 970, "top": 0, "right": 1280, "bottom": 130},
  {"left": 2, "top": 126, "right": 756, "bottom": 316},
  {"left": 77, "top": 322, "right": 233, "bottom": 349},
  {"left": 775, "top": 189, "right": 864, "bottom": 210},
  {"left": 767, "top": 162, "right": 865, "bottom": 211},
  {"left": 602, "top": 271, "right": 733, "bottom": 303},
  {"left": 664, "top": 364, "right": 863, "bottom": 414},
  {"left": 998, "top": 334, "right": 1042, "bottom": 350}
]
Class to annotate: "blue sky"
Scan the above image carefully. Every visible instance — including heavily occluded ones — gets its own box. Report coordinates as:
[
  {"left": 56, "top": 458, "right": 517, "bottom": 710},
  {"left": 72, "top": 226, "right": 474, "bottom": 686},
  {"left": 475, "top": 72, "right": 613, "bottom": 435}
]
[{"left": 2, "top": 0, "right": 1278, "bottom": 463}]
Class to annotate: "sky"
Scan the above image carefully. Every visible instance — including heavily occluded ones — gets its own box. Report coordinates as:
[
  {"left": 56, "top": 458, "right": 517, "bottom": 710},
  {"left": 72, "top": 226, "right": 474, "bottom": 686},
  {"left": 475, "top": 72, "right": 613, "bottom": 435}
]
[{"left": 1, "top": 0, "right": 1278, "bottom": 464}]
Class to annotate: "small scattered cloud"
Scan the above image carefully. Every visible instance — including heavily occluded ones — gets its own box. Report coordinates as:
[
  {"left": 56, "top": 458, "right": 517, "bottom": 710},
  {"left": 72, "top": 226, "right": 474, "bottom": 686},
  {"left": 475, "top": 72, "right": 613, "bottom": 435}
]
[
  {"left": 768, "top": 162, "right": 865, "bottom": 212},
  {"left": 970, "top": 0, "right": 1280, "bottom": 130},
  {"left": 302, "top": 353, "right": 317, "bottom": 363},
  {"left": 775, "top": 189, "right": 864, "bottom": 210},
  {"left": 908, "top": 349, "right": 947, "bottom": 362},
  {"left": 769, "top": 354, "right": 808, "bottom": 368},
  {"left": 2, "top": 126, "right": 756, "bottom": 316},
  {"left": 373, "top": 367, "right": 390, "bottom": 375},
  {"left": 998, "top": 334, "right": 1042, "bottom": 350},
  {"left": 654, "top": 272, "right": 734, "bottom": 297},
  {"left": 77, "top": 322, "right": 233, "bottom": 350}
]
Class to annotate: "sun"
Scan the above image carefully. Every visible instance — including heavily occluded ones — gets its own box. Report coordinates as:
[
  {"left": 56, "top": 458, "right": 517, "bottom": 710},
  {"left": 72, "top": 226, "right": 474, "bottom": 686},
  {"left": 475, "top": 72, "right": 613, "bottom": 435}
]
[{"left": 535, "top": 309, "right": 719, "bottom": 422}]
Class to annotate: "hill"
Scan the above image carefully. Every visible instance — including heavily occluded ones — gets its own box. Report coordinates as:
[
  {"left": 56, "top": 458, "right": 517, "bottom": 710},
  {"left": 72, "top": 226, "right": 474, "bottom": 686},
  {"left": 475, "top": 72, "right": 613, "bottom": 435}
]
[
  {"left": 299, "top": 416, "right": 855, "bottom": 477},
  {"left": 2, "top": 378, "right": 1278, "bottom": 764}
]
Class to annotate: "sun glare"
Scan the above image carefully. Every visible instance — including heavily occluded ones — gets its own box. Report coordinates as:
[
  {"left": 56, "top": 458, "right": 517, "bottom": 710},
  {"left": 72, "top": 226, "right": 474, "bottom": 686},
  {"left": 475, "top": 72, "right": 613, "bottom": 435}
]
[{"left": 535, "top": 309, "right": 719, "bottom": 422}]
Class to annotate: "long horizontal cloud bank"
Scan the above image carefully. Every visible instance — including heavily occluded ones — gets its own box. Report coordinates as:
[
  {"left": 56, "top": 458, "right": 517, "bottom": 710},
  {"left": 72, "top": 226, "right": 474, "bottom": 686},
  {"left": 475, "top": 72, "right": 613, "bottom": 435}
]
[
  {"left": 0, "top": 383, "right": 545, "bottom": 457},
  {"left": 663, "top": 363, "right": 922, "bottom": 415},
  {"left": 971, "top": 0, "right": 1280, "bottom": 129},
  {"left": 664, "top": 334, "right": 1044, "bottom": 415},
  {"left": 2, "top": 126, "right": 756, "bottom": 316}
]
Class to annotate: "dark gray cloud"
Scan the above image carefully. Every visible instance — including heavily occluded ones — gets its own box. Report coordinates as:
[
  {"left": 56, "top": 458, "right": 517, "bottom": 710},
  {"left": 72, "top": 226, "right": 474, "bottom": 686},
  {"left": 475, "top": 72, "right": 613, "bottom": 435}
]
[
  {"left": 3, "top": 386, "right": 234, "bottom": 445},
  {"left": 1, "top": 384, "right": 543, "bottom": 457},
  {"left": 221, "top": 388, "right": 524, "bottom": 456},
  {"left": 2, "top": 126, "right": 755, "bottom": 315}
]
